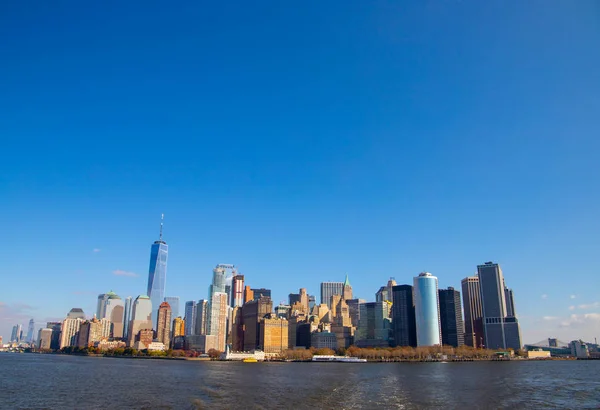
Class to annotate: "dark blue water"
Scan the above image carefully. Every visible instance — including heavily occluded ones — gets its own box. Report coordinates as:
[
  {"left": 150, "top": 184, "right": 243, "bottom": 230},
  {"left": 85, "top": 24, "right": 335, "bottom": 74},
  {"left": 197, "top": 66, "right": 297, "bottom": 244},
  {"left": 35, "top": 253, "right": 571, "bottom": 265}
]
[{"left": 1, "top": 353, "right": 599, "bottom": 409}]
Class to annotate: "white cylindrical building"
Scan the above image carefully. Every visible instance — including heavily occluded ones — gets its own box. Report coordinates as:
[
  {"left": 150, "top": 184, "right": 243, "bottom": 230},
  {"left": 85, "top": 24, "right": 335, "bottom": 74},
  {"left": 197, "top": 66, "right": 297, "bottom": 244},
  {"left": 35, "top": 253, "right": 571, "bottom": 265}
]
[{"left": 413, "top": 272, "right": 442, "bottom": 346}]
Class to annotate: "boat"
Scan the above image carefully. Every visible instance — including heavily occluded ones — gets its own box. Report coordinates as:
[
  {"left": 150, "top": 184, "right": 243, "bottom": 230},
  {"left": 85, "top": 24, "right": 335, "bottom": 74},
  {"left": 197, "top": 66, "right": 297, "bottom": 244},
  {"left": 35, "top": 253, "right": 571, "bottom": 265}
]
[
  {"left": 243, "top": 357, "right": 258, "bottom": 363},
  {"left": 312, "top": 355, "right": 367, "bottom": 363}
]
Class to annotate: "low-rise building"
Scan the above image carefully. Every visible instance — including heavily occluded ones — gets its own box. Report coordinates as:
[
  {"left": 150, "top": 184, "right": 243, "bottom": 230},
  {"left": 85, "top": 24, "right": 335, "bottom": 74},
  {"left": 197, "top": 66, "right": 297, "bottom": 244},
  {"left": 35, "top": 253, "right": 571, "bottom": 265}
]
[
  {"left": 147, "top": 342, "right": 166, "bottom": 351},
  {"left": 526, "top": 349, "right": 551, "bottom": 359},
  {"left": 311, "top": 331, "right": 337, "bottom": 350}
]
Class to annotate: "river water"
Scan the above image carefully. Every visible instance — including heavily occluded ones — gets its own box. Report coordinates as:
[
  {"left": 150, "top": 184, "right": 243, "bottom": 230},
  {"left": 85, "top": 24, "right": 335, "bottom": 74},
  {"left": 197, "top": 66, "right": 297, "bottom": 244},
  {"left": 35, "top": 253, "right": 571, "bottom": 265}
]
[{"left": 0, "top": 353, "right": 599, "bottom": 409}]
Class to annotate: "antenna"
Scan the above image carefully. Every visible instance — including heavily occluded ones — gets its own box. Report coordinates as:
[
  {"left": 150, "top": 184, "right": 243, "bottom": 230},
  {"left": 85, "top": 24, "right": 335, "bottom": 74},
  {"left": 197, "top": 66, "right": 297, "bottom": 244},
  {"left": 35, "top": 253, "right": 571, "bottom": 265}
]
[{"left": 159, "top": 213, "right": 164, "bottom": 241}]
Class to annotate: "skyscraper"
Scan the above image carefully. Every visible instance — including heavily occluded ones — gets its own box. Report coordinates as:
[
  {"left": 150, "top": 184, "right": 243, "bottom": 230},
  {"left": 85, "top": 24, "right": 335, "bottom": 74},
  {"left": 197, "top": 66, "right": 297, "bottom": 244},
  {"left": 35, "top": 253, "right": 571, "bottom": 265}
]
[
  {"left": 194, "top": 300, "right": 209, "bottom": 336},
  {"left": 343, "top": 275, "right": 353, "bottom": 301},
  {"left": 320, "top": 282, "right": 344, "bottom": 309},
  {"left": 242, "top": 297, "right": 273, "bottom": 351},
  {"left": 244, "top": 286, "right": 254, "bottom": 304},
  {"left": 413, "top": 272, "right": 442, "bottom": 346},
  {"left": 438, "top": 287, "right": 465, "bottom": 347},
  {"left": 157, "top": 302, "right": 172, "bottom": 349},
  {"left": 208, "top": 292, "right": 228, "bottom": 352},
  {"left": 461, "top": 276, "right": 483, "bottom": 348},
  {"left": 391, "top": 285, "right": 417, "bottom": 347},
  {"left": 376, "top": 278, "right": 397, "bottom": 303},
  {"left": 251, "top": 288, "right": 271, "bottom": 300},
  {"left": 354, "top": 302, "right": 392, "bottom": 347},
  {"left": 67, "top": 308, "right": 86, "bottom": 320},
  {"left": 128, "top": 295, "right": 153, "bottom": 346},
  {"left": 26, "top": 319, "right": 35, "bottom": 343},
  {"left": 477, "top": 262, "right": 522, "bottom": 350},
  {"left": 147, "top": 215, "right": 168, "bottom": 328},
  {"left": 164, "top": 296, "right": 180, "bottom": 319},
  {"left": 96, "top": 293, "right": 108, "bottom": 319},
  {"left": 38, "top": 328, "right": 53, "bottom": 350},
  {"left": 209, "top": 265, "right": 229, "bottom": 301},
  {"left": 103, "top": 291, "right": 125, "bottom": 339},
  {"left": 231, "top": 275, "right": 244, "bottom": 308},
  {"left": 184, "top": 301, "right": 196, "bottom": 336},
  {"left": 11, "top": 324, "right": 22, "bottom": 343},
  {"left": 123, "top": 296, "right": 133, "bottom": 341},
  {"left": 172, "top": 317, "right": 185, "bottom": 337},
  {"left": 46, "top": 322, "right": 62, "bottom": 350},
  {"left": 60, "top": 317, "right": 85, "bottom": 348}
]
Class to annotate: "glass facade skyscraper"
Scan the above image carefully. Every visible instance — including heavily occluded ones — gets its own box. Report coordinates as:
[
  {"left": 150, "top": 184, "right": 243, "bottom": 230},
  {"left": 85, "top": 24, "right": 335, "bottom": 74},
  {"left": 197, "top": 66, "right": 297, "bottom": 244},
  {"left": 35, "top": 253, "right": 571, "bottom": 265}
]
[
  {"left": 438, "top": 287, "right": 465, "bottom": 347},
  {"left": 184, "top": 300, "right": 196, "bottom": 336},
  {"left": 320, "top": 282, "right": 344, "bottom": 309},
  {"left": 164, "top": 296, "right": 180, "bottom": 319},
  {"left": 391, "top": 285, "right": 417, "bottom": 347},
  {"left": 147, "top": 218, "right": 168, "bottom": 328},
  {"left": 414, "top": 272, "right": 442, "bottom": 346}
]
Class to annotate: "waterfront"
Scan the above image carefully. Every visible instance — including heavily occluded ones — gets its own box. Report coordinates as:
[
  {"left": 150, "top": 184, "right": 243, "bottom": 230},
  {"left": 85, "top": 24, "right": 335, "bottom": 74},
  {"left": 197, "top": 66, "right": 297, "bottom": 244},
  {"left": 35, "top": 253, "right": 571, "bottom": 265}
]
[{"left": 1, "top": 354, "right": 599, "bottom": 409}]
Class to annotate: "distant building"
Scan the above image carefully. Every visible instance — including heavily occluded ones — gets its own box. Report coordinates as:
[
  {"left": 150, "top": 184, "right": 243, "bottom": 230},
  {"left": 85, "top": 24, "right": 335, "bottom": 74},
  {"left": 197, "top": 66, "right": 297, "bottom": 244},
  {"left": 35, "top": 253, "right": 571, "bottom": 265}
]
[
  {"left": 311, "top": 331, "right": 338, "bottom": 350},
  {"left": 320, "top": 282, "right": 344, "bottom": 309},
  {"left": 275, "top": 304, "right": 290, "bottom": 319},
  {"left": 391, "top": 285, "right": 417, "bottom": 347},
  {"left": 438, "top": 287, "right": 465, "bottom": 347},
  {"left": 128, "top": 295, "right": 153, "bottom": 346},
  {"left": 244, "top": 286, "right": 254, "bottom": 304},
  {"left": 11, "top": 324, "right": 22, "bottom": 343},
  {"left": 260, "top": 316, "right": 288, "bottom": 355},
  {"left": 252, "top": 288, "right": 272, "bottom": 300},
  {"left": 96, "top": 293, "right": 108, "bottom": 319},
  {"left": 208, "top": 292, "right": 228, "bottom": 352},
  {"left": 97, "top": 340, "right": 127, "bottom": 351},
  {"left": 184, "top": 300, "right": 196, "bottom": 336},
  {"left": 147, "top": 216, "right": 168, "bottom": 329},
  {"left": 157, "top": 302, "right": 172, "bottom": 349},
  {"left": 355, "top": 301, "right": 392, "bottom": 348},
  {"left": 461, "top": 276, "right": 483, "bottom": 348},
  {"left": 231, "top": 275, "right": 245, "bottom": 308},
  {"left": 346, "top": 298, "right": 365, "bottom": 328},
  {"left": 103, "top": 291, "right": 125, "bottom": 339},
  {"left": 67, "top": 308, "right": 86, "bottom": 320},
  {"left": 38, "top": 328, "right": 53, "bottom": 349},
  {"left": 376, "top": 278, "right": 397, "bottom": 303},
  {"left": 478, "top": 262, "right": 522, "bottom": 350},
  {"left": 242, "top": 297, "right": 273, "bottom": 351},
  {"left": 123, "top": 296, "right": 133, "bottom": 340},
  {"left": 60, "top": 318, "right": 84, "bottom": 348},
  {"left": 194, "top": 300, "right": 209, "bottom": 336},
  {"left": 570, "top": 340, "right": 589, "bottom": 359},
  {"left": 78, "top": 318, "right": 110, "bottom": 348},
  {"left": 46, "top": 322, "right": 62, "bottom": 350},
  {"left": 172, "top": 317, "right": 185, "bottom": 338},
  {"left": 147, "top": 342, "right": 166, "bottom": 351},
  {"left": 414, "top": 272, "right": 442, "bottom": 346},
  {"left": 185, "top": 334, "right": 217, "bottom": 353},
  {"left": 134, "top": 329, "right": 154, "bottom": 350},
  {"left": 26, "top": 319, "right": 35, "bottom": 343},
  {"left": 164, "top": 296, "right": 180, "bottom": 319},
  {"left": 342, "top": 275, "right": 353, "bottom": 301}
]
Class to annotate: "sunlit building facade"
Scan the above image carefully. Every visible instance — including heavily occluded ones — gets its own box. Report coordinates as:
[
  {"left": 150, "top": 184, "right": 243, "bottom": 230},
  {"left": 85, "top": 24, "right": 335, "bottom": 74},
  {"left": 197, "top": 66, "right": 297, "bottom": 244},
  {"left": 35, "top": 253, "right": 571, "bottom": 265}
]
[{"left": 414, "top": 272, "right": 442, "bottom": 346}]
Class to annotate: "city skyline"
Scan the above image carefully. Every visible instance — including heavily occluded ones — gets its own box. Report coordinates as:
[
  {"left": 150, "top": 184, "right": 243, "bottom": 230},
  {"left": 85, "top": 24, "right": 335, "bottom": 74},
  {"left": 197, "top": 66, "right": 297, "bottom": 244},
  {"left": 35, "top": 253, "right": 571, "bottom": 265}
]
[{"left": 3, "top": 2, "right": 599, "bottom": 345}]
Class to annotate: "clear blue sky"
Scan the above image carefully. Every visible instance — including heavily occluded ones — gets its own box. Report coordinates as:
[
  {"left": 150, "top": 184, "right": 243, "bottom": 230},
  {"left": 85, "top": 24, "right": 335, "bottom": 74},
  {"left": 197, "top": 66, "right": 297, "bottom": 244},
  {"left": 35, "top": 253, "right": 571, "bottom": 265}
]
[{"left": 2, "top": 1, "right": 599, "bottom": 344}]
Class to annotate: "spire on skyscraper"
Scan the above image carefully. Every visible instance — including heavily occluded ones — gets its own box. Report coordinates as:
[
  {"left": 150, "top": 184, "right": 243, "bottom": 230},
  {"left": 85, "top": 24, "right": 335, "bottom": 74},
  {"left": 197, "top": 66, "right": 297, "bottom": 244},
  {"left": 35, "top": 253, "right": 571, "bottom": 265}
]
[
  {"left": 344, "top": 273, "right": 351, "bottom": 287},
  {"left": 159, "top": 213, "right": 164, "bottom": 242}
]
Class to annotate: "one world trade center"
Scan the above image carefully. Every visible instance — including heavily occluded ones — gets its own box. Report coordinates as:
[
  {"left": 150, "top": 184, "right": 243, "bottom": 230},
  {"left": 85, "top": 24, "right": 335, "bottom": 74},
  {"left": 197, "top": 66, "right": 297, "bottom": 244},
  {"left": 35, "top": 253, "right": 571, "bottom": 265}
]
[{"left": 147, "top": 214, "right": 168, "bottom": 328}]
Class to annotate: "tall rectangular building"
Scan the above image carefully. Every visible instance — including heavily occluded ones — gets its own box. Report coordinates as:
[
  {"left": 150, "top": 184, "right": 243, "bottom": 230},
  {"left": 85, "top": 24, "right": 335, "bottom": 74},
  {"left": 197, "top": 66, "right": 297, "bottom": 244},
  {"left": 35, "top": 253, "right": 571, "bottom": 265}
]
[
  {"left": 147, "top": 216, "right": 168, "bottom": 328},
  {"left": 194, "top": 300, "right": 209, "bottom": 336},
  {"left": 184, "top": 301, "right": 196, "bottom": 336},
  {"left": 242, "top": 297, "right": 273, "bottom": 351},
  {"left": 438, "top": 287, "right": 465, "bottom": 347},
  {"left": 354, "top": 302, "right": 392, "bottom": 348},
  {"left": 164, "top": 297, "right": 180, "bottom": 319},
  {"left": 391, "top": 285, "right": 417, "bottom": 347},
  {"left": 320, "top": 282, "right": 344, "bottom": 309},
  {"left": 477, "top": 262, "right": 521, "bottom": 350},
  {"left": 231, "top": 275, "right": 245, "bottom": 307},
  {"left": 461, "top": 276, "right": 483, "bottom": 348},
  {"left": 208, "top": 292, "right": 228, "bottom": 352}
]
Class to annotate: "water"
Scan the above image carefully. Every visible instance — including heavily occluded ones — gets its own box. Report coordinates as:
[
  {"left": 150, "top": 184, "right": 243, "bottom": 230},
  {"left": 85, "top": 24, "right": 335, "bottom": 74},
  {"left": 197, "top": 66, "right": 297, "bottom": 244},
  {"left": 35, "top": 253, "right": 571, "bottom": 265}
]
[{"left": 1, "top": 353, "right": 599, "bottom": 409}]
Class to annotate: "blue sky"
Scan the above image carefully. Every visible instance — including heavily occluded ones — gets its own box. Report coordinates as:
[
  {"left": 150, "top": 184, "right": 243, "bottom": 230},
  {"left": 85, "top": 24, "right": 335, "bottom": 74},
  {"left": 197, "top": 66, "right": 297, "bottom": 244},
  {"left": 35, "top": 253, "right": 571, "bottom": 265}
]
[{"left": 1, "top": 1, "right": 599, "bottom": 344}]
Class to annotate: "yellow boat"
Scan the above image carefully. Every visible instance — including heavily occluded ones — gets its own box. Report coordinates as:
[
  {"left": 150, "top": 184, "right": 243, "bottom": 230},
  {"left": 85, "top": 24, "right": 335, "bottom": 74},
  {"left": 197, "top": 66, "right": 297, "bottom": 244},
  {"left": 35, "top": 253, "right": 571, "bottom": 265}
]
[{"left": 243, "top": 357, "right": 258, "bottom": 363}]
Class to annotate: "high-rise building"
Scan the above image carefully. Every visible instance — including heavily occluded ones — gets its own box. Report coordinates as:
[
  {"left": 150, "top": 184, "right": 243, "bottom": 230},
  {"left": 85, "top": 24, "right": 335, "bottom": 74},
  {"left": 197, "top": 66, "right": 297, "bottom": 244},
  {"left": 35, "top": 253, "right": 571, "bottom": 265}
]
[
  {"left": 172, "top": 317, "right": 185, "bottom": 338},
  {"left": 414, "top": 272, "right": 442, "bottom": 346},
  {"left": 11, "top": 324, "right": 22, "bottom": 343},
  {"left": 96, "top": 293, "right": 108, "bottom": 319},
  {"left": 244, "top": 286, "right": 254, "bottom": 304},
  {"left": 128, "top": 295, "right": 153, "bottom": 346},
  {"left": 308, "top": 295, "right": 316, "bottom": 311},
  {"left": 320, "top": 282, "right": 344, "bottom": 309},
  {"left": 194, "top": 300, "right": 209, "bottom": 336},
  {"left": 123, "top": 296, "right": 133, "bottom": 341},
  {"left": 477, "top": 262, "right": 522, "bottom": 350},
  {"left": 242, "top": 297, "right": 273, "bottom": 351},
  {"left": 38, "top": 328, "right": 53, "bottom": 349},
  {"left": 376, "top": 278, "right": 397, "bottom": 303},
  {"left": 46, "top": 322, "right": 62, "bottom": 350},
  {"left": 164, "top": 297, "right": 180, "bottom": 319},
  {"left": 184, "top": 301, "right": 196, "bottom": 336},
  {"left": 60, "top": 317, "right": 84, "bottom": 348},
  {"left": 252, "top": 288, "right": 271, "bottom": 300},
  {"left": 438, "top": 287, "right": 465, "bottom": 347},
  {"left": 231, "top": 275, "right": 245, "bottom": 308},
  {"left": 147, "top": 215, "right": 169, "bottom": 328},
  {"left": 103, "top": 291, "right": 125, "bottom": 339},
  {"left": 346, "top": 298, "right": 365, "bottom": 328},
  {"left": 260, "top": 316, "right": 288, "bottom": 354},
  {"left": 461, "top": 276, "right": 483, "bottom": 347},
  {"left": 67, "top": 308, "right": 86, "bottom": 320},
  {"left": 26, "top": 319, "right": 35, "bottom": 343},
  {"left": 157, "top": 302, "right": 172, "bottom": 349},
  {"left": 391, "top": 285, "right": 417, "bottom": 347},
  {"left": 354, "top": 302, "right": 392, "bottom": 347},
  {"left": 209, "top": 265, "right": 229, "bottom": 302},
  {"left": 78, "top": 318, "right": 110, "bottom": 348},
  {"left": 208, "top": 292, "right": 228, "bottom": 352},
  {"left": 343, "top": 275, "right": 353, "bottom": 301}
]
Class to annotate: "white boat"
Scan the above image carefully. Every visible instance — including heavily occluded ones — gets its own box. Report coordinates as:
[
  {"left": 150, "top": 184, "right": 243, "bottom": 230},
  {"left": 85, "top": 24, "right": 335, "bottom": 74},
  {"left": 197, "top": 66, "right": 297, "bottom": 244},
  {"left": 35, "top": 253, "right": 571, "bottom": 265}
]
[{"left": 312, "top": 355, "right": 367, "bottom": 363}]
